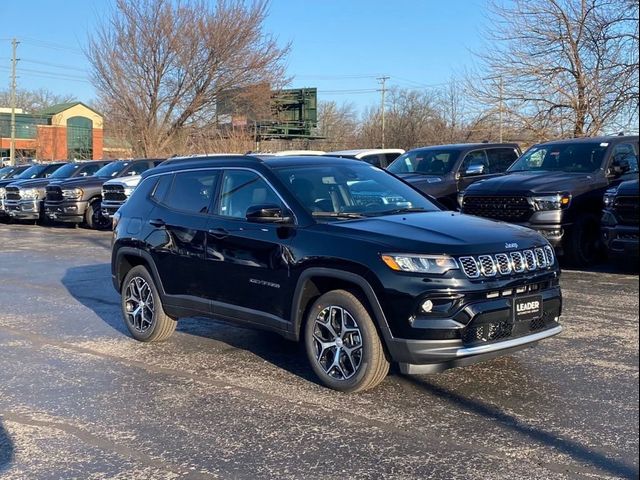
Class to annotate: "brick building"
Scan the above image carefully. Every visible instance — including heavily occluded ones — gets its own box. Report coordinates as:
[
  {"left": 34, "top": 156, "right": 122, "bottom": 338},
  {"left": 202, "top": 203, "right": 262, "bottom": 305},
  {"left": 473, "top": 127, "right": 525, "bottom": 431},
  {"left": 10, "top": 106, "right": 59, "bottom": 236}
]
[{"left": 0, "top": 102, "right": 103, "bottom": 161}]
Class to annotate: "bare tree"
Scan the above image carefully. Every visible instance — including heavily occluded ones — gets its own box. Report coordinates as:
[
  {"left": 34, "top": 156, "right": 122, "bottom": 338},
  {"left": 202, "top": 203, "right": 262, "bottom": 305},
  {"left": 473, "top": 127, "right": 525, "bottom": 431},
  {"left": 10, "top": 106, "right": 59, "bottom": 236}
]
[
  {"left": 471, "top": 0, "right": 639, "bottom": 138},
  {"left": 0, "top": 88, "right": 76, "bottom": 113},
  {"left": 314, "top": 100, "right": 359, "bottom": 150},
  {"left": 86, "top": 0, "right": 289, "bottom": 157}
]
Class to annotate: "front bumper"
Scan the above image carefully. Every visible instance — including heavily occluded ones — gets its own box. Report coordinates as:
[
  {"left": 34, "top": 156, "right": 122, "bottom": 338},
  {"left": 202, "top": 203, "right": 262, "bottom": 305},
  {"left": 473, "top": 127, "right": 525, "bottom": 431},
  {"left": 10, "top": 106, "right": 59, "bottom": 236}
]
[
  {"left": 44, "top": 200, "right": 88, "bottom": 223},
  {"left": 394, "top": 325, "right": 562, "bottom": 374},
  {"left": 5, "top": 199, "right": 41, "bottom": 220},
  {"left": 101, "top": 200, "right": 124, "bottom": 218},
  {"left": 602, "top": 224, "right": 639, "bottom": 257}
]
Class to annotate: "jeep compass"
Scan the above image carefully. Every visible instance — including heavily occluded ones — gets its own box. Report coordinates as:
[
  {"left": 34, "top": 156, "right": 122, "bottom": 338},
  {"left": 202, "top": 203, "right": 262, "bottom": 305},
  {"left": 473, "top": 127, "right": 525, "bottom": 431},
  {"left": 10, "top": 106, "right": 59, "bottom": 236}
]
[{"left": 111, "top": 156, "right": 563, "bottom": 392}]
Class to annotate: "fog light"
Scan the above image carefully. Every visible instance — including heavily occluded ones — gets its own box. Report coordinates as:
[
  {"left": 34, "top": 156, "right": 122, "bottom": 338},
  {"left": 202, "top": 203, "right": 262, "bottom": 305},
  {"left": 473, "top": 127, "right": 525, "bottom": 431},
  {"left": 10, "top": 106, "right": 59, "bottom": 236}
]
[{"left": 421, "top": 300, "right": 434, "bottom": 313}]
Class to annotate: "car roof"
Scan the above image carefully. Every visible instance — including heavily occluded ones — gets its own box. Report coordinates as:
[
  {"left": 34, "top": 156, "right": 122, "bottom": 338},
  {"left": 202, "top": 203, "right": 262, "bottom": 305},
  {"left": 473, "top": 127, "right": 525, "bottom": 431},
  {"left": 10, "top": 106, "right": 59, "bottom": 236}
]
[
  {"left": 533, "top": 135, "right": 639, "bottom": 146},
  {"left": 407, "top": 143, "right": 519, "bottom": 152},
  {"left": 143, "top": 155, "right": 365, "bottom": 177},
  {"left": 328, "top": 149, "right": 405, "bottom": 157}
]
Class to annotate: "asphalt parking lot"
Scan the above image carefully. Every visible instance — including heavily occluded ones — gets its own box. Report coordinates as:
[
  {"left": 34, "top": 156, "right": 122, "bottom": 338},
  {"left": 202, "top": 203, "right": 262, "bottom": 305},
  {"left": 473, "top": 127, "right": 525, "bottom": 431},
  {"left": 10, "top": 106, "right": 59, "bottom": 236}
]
[{"left": 0, "top": 224, "right": 638, "bottom": 479}]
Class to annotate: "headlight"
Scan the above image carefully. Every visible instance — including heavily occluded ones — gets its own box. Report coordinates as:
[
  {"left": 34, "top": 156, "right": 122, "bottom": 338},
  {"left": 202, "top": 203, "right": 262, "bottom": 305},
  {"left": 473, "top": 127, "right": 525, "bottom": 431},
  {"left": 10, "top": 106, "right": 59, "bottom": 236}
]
[
  {"left": 381, "top": 254, "right": 459, "bottom": 274},
  {"left": 603, "top": 190, "right": 616, "bottom": 208},
  {"left": 124, "top": 186, "right": 136, "bottom": 197},
  {"left": 531, "top": 194, "right": 571, "bottom": 211},
  {"left": 20, "top": 188, "right": 40, "bottom": 200},
  {"left": 62, "top": 188, "right": 83, "bottom": 200},
  {"left": 0, "top": 187, "right": 5, "bottom": 199}
]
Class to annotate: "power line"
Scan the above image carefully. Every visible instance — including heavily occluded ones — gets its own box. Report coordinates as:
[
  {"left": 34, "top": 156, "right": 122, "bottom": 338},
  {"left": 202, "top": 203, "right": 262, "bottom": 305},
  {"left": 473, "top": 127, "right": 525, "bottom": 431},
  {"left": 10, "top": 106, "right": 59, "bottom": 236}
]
[{"left": 21, "top": 58, "right": 87, "bottom": 74}]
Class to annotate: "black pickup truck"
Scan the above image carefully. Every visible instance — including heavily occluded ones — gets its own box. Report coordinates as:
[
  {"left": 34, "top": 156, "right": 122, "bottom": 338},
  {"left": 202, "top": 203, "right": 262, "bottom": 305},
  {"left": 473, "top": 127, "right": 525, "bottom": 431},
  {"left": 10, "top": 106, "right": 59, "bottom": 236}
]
[
  {"left": 45, "top": 159, "right": 162, "bottom": 229},
  {"left": 460, "top": 135, "right": 639, "bottom": 267},
  {"left": 602, "top": 177, "right": 639, "bottom": 259}
]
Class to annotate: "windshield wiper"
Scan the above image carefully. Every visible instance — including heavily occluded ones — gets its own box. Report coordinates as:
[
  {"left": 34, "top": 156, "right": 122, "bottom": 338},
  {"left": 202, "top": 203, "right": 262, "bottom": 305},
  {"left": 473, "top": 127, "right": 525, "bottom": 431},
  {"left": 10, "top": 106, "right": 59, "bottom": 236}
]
[
  {"left": 312, "top": 212, "right": 365, "bottom": 219},
  {"left": 374, "top": 207, "right": 428, "bottom": 215}
]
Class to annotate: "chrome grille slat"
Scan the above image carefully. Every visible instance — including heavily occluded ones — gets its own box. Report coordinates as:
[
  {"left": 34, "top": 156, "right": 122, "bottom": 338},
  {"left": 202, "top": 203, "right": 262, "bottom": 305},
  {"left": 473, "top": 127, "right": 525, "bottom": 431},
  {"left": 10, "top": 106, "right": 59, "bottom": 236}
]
[
  {"left": 478, "top": 255, "right": 497, "bottom": 276},
  {"left": 523, "top": 250, "right": 536, "bottom": 271},
  {"left": 510, "top": 252, "right": 525, "bottom": 273},
  {"left": 494, "top": 253, "right": 512, "bottom": 275},
  {"left": 459, "top": 247, "right": 554, "bottom": 279},
  {"left": 543, "top": 245, "right": 555, "bottom": 266},
  {"left": 459, "top": 256, "right": 480, "bottom": 278}
]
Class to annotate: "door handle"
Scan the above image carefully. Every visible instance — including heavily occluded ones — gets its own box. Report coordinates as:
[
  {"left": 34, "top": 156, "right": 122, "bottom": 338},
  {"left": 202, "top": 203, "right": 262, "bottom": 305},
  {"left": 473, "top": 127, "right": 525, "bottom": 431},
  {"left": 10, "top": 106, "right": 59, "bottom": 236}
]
[
  {"left": 208, "top": 227, "right": 229, "bottom": 238},
  {"left": 149, "top": 218, "right": 166, "bottom": 228}
]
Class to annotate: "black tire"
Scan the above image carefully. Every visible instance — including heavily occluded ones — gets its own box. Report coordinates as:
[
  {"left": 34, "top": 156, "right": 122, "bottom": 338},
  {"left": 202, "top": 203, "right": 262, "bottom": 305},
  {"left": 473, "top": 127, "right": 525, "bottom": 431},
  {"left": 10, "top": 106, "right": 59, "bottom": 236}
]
[
  {"left": 304, "top": 290, "right": 389, "bottom": 393},
  {"left": 84, "top": 201, "right": 112, "bottom": 230},
  {"left": 121, "top": 265, "right": 177, "bottom": 342},
  {"left": 563, "top": 214, "right": 603, "bottom": 268}
]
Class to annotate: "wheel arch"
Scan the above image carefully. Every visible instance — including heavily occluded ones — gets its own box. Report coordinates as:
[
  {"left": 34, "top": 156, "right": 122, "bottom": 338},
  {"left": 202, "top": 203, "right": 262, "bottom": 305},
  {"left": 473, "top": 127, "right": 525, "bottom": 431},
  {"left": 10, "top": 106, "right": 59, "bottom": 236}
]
[
  {"left": 290, "top": 268, "right": 393, "bottom": 346},
  {"left": 114, "top": 247, "right": 165, "bottom": 295}
]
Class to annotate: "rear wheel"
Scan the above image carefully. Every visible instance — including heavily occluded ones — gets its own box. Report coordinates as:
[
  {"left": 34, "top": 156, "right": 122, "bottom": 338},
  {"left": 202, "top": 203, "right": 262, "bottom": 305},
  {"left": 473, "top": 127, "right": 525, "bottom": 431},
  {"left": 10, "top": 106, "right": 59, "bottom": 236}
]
[
  {"left": 304, "top": 290, "right": 389, "bottom": 392},
  {"left": 121, "top": 265, "right": 176, "bottom": 342},
  {"left": 563, "top": 214, "right": 603, "bottom": 268}
]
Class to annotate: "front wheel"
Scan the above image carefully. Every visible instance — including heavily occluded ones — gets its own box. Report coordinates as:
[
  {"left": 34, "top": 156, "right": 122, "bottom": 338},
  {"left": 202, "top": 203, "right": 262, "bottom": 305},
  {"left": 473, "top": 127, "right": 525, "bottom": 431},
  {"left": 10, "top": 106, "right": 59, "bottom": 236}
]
[
  {"left": 85, "top": 201, "right": 112, "bottom": 230},
  {"left": 121, "top": 265, "right": 177, "bottom": 342},
  {"left": 304, "top": 290, "right": 389, "bottom": 393},
  {"left": 563, "top": 214, "right": 603, "bottom": 268}
]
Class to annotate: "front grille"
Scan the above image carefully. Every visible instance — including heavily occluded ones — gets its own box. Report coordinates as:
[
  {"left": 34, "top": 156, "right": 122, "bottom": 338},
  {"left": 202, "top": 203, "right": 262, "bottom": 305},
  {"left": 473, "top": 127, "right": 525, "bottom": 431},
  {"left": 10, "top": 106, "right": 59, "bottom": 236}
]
[
  {"left": 462, "top": 319, "right": 512, "bottom": 344},
  {"left": 46, "top": 186, "right": 63, "bottom": 202},
  {"left": 462, "top": 195, "right": 533, "bottom": 222},
  {"left": 5, "top": 186, "right": 20, "bottom": 201},
  {"left": 103, "top": 185, "right": 127, "bottom": 202},
  {"left": 614, "top": 196, "right": 639, "bottom": 225},
  {"left": 458, "top": 246, "right": 556, "bottom": 279}
]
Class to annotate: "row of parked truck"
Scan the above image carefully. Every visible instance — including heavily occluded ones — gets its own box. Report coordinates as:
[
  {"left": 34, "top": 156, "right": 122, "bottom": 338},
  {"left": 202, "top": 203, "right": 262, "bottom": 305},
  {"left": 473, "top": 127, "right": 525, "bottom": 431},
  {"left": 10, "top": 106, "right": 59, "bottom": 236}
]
[{"left": 0, "top": 136, "right": 638, "bottom": 267}]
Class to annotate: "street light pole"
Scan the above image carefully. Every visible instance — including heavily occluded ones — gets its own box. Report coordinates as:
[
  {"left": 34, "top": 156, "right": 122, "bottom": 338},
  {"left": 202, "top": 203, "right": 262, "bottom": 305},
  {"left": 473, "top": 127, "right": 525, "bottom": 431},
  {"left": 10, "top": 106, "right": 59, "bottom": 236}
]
[{"left": 377, "top": 76, "right": 389, "bottom": 148}]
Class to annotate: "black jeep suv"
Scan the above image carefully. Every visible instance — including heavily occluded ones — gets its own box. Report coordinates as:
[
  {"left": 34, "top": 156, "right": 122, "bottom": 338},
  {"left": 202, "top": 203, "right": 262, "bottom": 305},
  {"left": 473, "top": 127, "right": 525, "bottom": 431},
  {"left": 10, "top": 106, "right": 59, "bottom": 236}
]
[
  {"left": 45, "top": 159, "right": 162, "bottom": 229},
  {"left": 111, "top": 156, "right": 563, "bottom": 392},
  {"left": 460, "top": 136, "right": 639, "bottom": 267},
  {"left": 387, "top": 143, "right": 521, "bottom": 210},
  {"left": 4, "top": 161, "right": 110, "bottom": 223},
  {"left": 602, "top": 177, "right": 639, "bottom": 259}
]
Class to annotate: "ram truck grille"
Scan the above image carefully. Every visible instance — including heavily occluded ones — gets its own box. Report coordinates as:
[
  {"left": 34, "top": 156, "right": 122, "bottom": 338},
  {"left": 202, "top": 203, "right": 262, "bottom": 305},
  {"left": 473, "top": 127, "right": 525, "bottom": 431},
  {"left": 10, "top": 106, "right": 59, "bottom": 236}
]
[{"left": 462, "top": 195, "right": 533, "bottom": 222}]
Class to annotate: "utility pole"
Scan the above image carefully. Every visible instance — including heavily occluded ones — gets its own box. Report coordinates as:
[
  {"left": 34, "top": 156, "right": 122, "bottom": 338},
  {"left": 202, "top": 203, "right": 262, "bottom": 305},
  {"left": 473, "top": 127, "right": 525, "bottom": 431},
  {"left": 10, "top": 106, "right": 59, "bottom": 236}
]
[
  {"left": 498, "top": 75, "right": 504, "bottom": 143},
  {"left": 9, "top": 38, "right": 19, "bottom": 166},
  {"left": 377, "top": 76, "right": 389, "bottom": 148}
]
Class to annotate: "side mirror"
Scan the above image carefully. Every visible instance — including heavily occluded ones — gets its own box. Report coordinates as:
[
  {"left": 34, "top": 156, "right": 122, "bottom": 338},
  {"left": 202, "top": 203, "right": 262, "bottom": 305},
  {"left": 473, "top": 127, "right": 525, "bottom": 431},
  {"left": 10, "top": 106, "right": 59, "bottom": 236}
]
[
  {"left": 465, "top": 164, "right": 486, "bottom": 176},
  {"left": 246, "top": 204, "right": 292, "bottom": 224},
  {"left": 609, "top": 157, "right": 631, "bottom": 177}
]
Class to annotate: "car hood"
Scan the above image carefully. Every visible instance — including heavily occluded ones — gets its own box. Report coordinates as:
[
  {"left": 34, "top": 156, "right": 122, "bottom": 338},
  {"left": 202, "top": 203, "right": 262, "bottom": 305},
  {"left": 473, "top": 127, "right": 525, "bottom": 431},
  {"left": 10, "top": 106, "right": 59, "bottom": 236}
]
[
  {"left": 4, "top": 178, "right": 53, "bottom": 189},
  {"left": 104, "top": 175, "right": 142, "bottom": 187},
  {"left": 50, "top": 176, "right": 107, "bottom": 189},
  {"left": 327, "top": 211, "right": 547, "bottom": 255},
  {"left": 617, "top": 178, "right": 639, "bottom": 196},
  {"left": 465, "top": 171, "right": 600, "bottom": 195}
]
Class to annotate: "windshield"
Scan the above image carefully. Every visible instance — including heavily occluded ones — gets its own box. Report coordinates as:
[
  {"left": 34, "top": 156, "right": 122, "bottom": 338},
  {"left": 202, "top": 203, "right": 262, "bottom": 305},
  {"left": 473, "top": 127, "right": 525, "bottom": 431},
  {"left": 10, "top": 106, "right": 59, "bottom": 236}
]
[
  {"left": 0, "top": 166, "right": 15, "bottom": 180},
  {"left": 275, "top": 164, "right": 439, "bottom": 218},
  {"left": 49, "top": 163, "right": 83, "bottom": 179},
  {"left": 15, "top": 165, "right": 49, "bottom": 179},
  {"left": 387, "top": 149, "right": 460, "bottom": 175},
  {"left": 95, "top": 162, "right": 130, "bottom": 178},
  {"left": 509, "top": 142, "right": 609, "bottom": 173}
]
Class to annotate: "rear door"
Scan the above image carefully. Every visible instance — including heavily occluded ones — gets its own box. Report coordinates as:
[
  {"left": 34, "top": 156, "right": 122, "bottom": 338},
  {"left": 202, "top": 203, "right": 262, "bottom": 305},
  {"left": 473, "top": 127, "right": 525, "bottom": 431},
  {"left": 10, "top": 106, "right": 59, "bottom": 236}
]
[
  {"left": 204, "top": 168, "right": 293, "bottom": 324},
  {"left": 147, "top": 170, "right": 220, "bottom": 306}
]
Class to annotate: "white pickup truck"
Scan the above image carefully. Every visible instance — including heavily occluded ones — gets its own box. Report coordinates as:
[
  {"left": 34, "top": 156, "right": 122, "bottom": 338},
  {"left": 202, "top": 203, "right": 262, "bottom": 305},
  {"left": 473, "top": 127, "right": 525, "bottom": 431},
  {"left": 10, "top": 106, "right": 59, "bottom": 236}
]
[{"left": 101, "top": 174, "right": 142, "bottom": 218}]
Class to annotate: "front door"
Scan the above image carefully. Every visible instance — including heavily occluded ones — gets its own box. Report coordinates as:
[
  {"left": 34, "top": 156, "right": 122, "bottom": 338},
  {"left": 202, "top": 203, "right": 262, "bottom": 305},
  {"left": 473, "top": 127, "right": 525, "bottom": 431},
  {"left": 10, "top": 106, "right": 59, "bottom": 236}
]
[{"left": 205, "top": 169, "right": 293, "bottom": 324}]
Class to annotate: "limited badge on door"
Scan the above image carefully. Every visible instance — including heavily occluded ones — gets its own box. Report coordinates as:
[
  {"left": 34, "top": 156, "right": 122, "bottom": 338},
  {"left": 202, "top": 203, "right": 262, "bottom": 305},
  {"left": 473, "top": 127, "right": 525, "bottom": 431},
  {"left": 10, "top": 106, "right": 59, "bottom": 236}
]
[{"left": 514, "top": 295, "right": 543, "bottom": 321}]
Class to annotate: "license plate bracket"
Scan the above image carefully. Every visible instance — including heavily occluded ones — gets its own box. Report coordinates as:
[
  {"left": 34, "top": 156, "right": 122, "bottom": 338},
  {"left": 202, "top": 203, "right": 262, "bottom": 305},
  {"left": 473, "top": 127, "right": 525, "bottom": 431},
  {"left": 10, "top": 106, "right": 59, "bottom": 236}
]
[{"left": 514, "top": 294, "right": 543, "bottom": 322}]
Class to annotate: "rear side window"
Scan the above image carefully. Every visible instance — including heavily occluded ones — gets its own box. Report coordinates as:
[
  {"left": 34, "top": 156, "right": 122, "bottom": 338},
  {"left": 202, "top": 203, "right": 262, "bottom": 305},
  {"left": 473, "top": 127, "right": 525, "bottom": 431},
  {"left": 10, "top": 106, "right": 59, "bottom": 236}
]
[
  {"left": 164, "top": 170, "right": 219, "bottom": 214},
  {"left": 152, "top": 174, "right": 173, "bottom": 203},
  {"left": 80, "top": 163, "right": 102, "bottom": 176},
  {"left": 124, "top": 162, "right": 152, "bottom": 176},
  {"left": 486, "top": 148, "right": 519, "bottom": 173},
  {"left": 361, "top": 154, "right": 383, "bottom": 168},
  {"left": 384, "top": 152, "right": 402, "bottom": 166}
]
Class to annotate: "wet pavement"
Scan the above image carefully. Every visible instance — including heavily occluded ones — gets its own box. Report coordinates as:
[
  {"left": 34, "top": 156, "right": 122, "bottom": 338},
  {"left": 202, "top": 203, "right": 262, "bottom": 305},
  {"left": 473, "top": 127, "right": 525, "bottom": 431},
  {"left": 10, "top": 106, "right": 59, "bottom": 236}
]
[{"left": 0, "top": 223, "right": 638, "bottom": 479}]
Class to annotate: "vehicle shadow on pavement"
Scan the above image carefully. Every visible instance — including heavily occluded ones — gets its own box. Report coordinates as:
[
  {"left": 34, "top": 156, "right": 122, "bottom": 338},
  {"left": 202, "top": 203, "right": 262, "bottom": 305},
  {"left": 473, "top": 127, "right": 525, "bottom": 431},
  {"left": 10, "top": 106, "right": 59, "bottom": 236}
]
[
  {"left": 0, "top": 419, "right": 15, "bottom": 474},
  {"left": 61, "top": 264, "right": 319, "bottom": 383},
  {"left": 61, "top": 264, "right": 130, "bottom": 336},
  {"left": 403, "top": 376, "right": 638, "bottom": 480}
]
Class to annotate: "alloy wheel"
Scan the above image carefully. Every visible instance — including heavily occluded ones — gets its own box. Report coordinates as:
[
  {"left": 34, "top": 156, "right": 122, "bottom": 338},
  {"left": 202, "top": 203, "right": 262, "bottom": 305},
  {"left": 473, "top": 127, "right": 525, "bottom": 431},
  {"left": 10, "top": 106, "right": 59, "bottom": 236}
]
[
  {"left": 312, "top": 305, "right": 363, "bottom": 380},
  {"left": 124, "top": 277, "right": 155, "bottom": 333}
]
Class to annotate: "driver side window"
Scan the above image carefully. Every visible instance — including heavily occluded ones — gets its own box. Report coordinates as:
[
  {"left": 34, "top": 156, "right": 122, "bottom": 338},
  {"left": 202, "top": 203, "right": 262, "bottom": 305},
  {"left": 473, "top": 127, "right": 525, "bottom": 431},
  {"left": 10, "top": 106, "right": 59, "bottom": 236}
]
[
  {"left": 217, "top": 170, "right": 282, "bottom": 219},
  {"left": 461, "top": 150, "right": 488, "bottom": 173}
]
